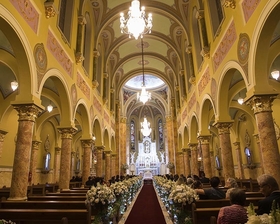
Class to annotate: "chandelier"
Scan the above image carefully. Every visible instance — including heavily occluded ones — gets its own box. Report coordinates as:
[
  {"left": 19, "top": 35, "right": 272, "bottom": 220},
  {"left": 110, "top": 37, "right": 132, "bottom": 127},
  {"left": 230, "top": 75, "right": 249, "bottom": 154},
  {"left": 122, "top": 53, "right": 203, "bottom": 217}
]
[
  {"left": 141, "top": 116, "right": 152, "bottom": 137},
  {"left": 137, "top": 38, "right": 151, "bottom": 104},
  {"left": 120, "top": 0, "right": 152, "bottom": 40}
]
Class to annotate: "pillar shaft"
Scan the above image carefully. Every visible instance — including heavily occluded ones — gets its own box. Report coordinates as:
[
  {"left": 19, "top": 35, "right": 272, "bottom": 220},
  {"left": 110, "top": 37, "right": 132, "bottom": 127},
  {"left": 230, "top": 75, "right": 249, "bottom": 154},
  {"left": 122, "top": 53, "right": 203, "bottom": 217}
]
[
  {"left": 58, "top": 127, "right": 77, "bottom": 190},
  {"left": 215, "top": 122, "right": 235, "bottom": 180},
  {"left": 81, "top": 139, "right": 93, "bottom": 185},
  {"left": 247, "top": 95, "right": 280, "bottom": 185},
  {"left": 9, "top": 104, "right": 42, "bottom": 201}
]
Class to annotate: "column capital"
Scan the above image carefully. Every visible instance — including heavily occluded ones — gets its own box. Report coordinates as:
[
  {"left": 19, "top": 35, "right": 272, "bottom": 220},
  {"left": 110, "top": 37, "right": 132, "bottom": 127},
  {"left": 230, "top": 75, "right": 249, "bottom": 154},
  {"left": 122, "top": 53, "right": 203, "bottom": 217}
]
[
  {"left": 32, "top": 140, "right": 42, "bottom": 150},
  {"left": 80, "top": 139, "right": 93, "bottom": 148},
  {"left": 57, "top": 127, "right": 77, "bottom": 139},
  {"left": 94, "top": 145, "right": 105, "bottom": 152},
  {"left": 44, "top": 0, "right": 58, "bottom": 19},
  {"left": 246, "top": 94, "right": 277, "bottom": 114},
  {"left": 12, "top": 104, "right": 43, "bottom": 122},
  {"left": 198, "top": 135, "right": 211, "bottom": 143},
  {"left": 78, "top": 15, "right": 87, "bottom": 25},
  {"left": 120, "top": 117, "right": 127, "bottom": 123},
  {"left": 104, "top": 150, "right": 112, "bottom": 155},
  {"left": 188, "top": 143, "right": 198, "bottom": 150},
  {"left": 55, "top": 146, "right": 61, "bottom": 153},
  {"left": 222, "top": 0, "right": 236, "bottom": 9},
  {"left": 214, "top": 122, "right": 233, "bottom": 135}
]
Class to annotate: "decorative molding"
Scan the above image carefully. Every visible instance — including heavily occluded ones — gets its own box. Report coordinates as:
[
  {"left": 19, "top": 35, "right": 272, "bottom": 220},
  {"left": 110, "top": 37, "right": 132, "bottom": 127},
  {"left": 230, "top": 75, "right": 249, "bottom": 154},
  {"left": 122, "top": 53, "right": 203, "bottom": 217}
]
[
  {"left": 222, "top": 0, "right": 236, "bottom": 9},
  {"left": 44, "top": 0, "right": 57, "bottom": 19}
]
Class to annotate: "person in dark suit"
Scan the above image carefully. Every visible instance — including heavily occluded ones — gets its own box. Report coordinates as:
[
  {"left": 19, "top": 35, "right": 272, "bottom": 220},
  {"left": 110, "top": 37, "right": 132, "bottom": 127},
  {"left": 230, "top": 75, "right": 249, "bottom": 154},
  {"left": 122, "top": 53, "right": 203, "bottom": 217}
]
[{"left": 257, "top": 174, "right": 280, "bottom": 215}]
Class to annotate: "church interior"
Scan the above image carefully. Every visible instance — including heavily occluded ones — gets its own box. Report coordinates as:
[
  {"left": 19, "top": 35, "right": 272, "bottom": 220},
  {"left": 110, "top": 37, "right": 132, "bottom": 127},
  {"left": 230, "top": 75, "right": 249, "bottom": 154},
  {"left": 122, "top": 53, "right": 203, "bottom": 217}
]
[{"left": 0, "top": 0, "right": 280, "bottom": 205}]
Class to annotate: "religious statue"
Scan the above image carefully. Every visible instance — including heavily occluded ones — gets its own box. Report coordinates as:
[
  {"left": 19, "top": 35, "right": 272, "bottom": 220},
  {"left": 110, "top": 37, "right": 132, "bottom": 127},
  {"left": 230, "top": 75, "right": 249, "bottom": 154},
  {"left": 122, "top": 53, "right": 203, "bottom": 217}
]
[
  {"left": 130, "top": 152, "right": 135, "bottom": 164},
  {"left": 160, "top": 152, "right": 165, "bottom": 163}
]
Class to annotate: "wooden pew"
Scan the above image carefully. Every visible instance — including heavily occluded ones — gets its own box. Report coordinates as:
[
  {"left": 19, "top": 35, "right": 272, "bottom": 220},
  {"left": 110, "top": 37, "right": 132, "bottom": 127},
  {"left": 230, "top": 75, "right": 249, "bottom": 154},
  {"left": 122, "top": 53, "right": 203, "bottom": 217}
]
[
  {"left": 46, "top": 192, "right": 86, "bottom": 196},
  {"left": 0, "top": 208, "right": 90, "bottom": 224},
  {"left": 28, "top": 195, "right": 86, "bottom": 201},
  {"left": 0, "top": 200, "right": 87, "bottom": 209},
  {"left": 191, "top": 197, "right": 263, "bottom": 224}
]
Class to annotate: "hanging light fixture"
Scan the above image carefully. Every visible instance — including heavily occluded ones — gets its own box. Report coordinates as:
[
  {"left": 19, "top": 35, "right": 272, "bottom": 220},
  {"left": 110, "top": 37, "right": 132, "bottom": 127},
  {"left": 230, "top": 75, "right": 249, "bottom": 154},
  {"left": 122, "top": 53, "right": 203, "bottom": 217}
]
[
  {"left": 47, "top": 101, "right": 53, "bottom": 112},
  {"left": 237, "top": 92, "right": 244, "bottom": 105},
  {"left": 271, "top": 69, "right": 280, "bottom": 80},
  {"left": 137, "top": 38, "right": 151, "bottom": 104},
  {"left": 120, "top": 0, "right": 152, "bottom": 40},
  {"left": 11, "top": 80, "right": 18, "bottom": 91},
  {"left": 141, "top": 116, "right": 151, "bottom": 137}
]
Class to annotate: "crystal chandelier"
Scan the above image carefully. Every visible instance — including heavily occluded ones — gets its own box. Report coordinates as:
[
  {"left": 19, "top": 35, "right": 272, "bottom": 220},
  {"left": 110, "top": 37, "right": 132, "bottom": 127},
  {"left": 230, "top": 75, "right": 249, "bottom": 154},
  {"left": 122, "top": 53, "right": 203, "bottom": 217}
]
[
  {"left": 137, "top": 38, "right": 151, "bottom": 104},
  {"left": 120, "top": 0, "right": 152, "bottom": 40},
  {"left": 141, "top": 116, "right": 151, "bottom": 137}
]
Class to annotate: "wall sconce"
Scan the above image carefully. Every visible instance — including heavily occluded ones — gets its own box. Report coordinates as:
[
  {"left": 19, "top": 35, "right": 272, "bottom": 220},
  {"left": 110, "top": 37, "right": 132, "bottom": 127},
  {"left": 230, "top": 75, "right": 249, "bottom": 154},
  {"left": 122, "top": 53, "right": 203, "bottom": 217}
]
[
  {"left": 47, "top": 101, "right": 53, "bottom": 112},
  {"left": 271, "top": 69, "right": 280, "bottom": 80},
  {"left": 11, "top": 81, "right": 18, "bottom": 91}
]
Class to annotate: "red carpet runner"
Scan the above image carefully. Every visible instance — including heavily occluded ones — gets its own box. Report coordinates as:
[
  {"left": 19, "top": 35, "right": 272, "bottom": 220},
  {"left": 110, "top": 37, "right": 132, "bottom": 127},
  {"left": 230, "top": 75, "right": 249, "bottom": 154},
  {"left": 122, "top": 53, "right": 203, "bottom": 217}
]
[{"left": 125, "top": 182, "right": 166, "bottom": 224}]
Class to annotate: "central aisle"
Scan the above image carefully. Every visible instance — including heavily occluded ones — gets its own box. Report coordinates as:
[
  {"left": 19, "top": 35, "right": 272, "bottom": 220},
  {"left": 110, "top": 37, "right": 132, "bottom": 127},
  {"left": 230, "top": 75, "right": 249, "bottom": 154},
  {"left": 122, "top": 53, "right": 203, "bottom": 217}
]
[{"left": 124, "top": 181, "right": 167, "bottom": 224}]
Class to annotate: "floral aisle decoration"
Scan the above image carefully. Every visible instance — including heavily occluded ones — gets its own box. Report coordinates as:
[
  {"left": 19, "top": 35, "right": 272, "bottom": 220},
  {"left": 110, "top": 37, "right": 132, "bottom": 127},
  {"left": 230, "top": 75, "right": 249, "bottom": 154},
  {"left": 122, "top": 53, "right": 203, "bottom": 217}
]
[
  {"left": 246, "top": 200, "right": 280, "bottom": 224},
  {"left": 110, "top": 181, "right": 129, "bottom": 217},
  {"left": 0, "top": 220, "right": 16, "bottom": 224},
  {"left": 85, "top": 182, "right": 116, "bottom": 224},
  {"left": 168, "top": 184, "right": 199, "bottom": 224}
]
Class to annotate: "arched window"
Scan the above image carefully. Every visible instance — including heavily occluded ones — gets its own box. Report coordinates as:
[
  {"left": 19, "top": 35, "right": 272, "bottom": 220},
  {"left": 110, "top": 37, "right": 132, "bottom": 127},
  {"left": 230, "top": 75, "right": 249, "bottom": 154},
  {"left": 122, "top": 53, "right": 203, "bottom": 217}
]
[
  {"left": 130, "top": 120, "right": 135, "bottom": 151},
  {"left": 158, "top": 119, "right": 164, "bottom": 150},
  {"left": 208, "top": 0, "right": 224, "bottom": 38},
  {"left": 58, "top": 0, "right": 74, "bottom": 43}
]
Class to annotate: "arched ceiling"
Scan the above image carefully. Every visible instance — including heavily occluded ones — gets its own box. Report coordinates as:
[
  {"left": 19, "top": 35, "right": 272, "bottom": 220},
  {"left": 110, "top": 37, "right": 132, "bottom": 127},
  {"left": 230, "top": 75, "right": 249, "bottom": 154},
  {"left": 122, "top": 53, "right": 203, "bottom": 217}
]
[{"left": 93, "top": 0, "right": 190, "bottom": 118}]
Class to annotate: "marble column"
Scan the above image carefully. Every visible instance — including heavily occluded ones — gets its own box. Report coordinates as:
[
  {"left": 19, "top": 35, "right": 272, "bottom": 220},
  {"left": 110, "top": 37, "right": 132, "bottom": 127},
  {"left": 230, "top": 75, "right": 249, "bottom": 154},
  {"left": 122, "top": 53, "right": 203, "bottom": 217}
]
[
  {"left": 253, "top": 134, "right": 264, "bottom": 174},
  {"left": 104, "top": 150, "right": 111, "bottom": 181},
  {"left": 95, "top": 146, "right": 104, "bottom": 177},
  {"left": 53, "top": 146, "right": 61, "bottom": 184},
  {"left": 210, "top": 151, "right": 216, "bottom": 177},
  {"left": 9, "top": 104, "right": 43, "bottom": 201},
  {"left": 182, "top": 148, "right": 190, "bottom": 176},
  {"left": 214, "top": 122, "right": 235, "bottom": 180},
  {"left": 198, "top": 135, "right": 212, "bottom": 178},
  {"left": 246, "top": 95, "right": 280, "bottom": 185},
  {"left": 111, "top": 153, "right": 116, "bottom": 177},
  {"left": 71, "top": 151, "right": 75, "bottom": 178},
  {"left": 0, "top": 130, "right": 8, "bottom": 158},
  {"left": 119, "top": 117, "right": 127, "bottom": 173},
  {"left": 81, "top": 139, "right": 93, "bottom": 185},
  {"left": 58, "top": 127, "right": 77, "bottom": 190},
  {"left": 177, "top": 152, "right": 184, "bottom": 175},
  {"left": 29, "top": 140, "right": 41, "bottom": 185},
  {"left": 233, "top": 142, "right": 244, "bottom": 179},
  {"left": 188, "top": 143, "right": 199, "bottom": 176},
  {"left": 166, "top": 116, "right": 175, "bottom": 164}
]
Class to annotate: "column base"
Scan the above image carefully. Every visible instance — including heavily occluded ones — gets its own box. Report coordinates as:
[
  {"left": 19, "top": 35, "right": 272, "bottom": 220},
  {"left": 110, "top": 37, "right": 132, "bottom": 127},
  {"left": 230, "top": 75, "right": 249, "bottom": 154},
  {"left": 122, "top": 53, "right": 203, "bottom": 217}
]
[{"left": 7, "top": 196, "right": 27, "bottom": 201}]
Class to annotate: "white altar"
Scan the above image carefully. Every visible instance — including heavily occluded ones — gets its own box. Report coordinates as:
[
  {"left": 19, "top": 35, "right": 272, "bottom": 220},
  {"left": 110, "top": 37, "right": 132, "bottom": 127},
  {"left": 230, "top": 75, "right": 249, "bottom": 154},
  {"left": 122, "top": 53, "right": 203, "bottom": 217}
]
[{"left": 134, "top": 136, "right": 160, "bottom": 175}]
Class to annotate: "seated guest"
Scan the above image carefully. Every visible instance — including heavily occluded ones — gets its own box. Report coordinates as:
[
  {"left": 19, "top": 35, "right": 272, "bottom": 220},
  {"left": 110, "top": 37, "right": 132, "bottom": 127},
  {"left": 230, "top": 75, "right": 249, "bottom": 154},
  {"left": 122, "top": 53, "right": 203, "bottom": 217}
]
[
  {"left": 192, "top": 180, "right": 208, "bottom": 199},
  {"left": 217, "top": 188, "right": 247, "bottom": 224},
  {"left": 200, "top": 171, "right": 210, "bottom": 183},
  {"left": 257, "top": 174, "right": 280, "bottom": 215},
  {"left": 85, "top": 176, "right": 93, "bottom": 186},
  {"left": 176, "top": 176, "right": 185, "bottom": 185},
  {"left": 195, "top": 176, "right": 226, "bottom": 199},
  {"left": 225, "top": 177, "right": 239, "bottom": 199},
  {"left": 186, "top": 177, "right": 194, "bottom": 187}
]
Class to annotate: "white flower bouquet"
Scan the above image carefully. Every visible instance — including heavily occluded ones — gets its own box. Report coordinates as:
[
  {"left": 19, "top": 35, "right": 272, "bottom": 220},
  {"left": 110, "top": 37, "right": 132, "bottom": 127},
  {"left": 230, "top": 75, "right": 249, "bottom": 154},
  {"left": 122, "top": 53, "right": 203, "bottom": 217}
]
[
  {"left": 246, "top": 200, "right": 280, "bottom": 224},
  {"left": 110, "top": 181, "right": 129, "bottom": 196},
  {"left": 0, "top": 220, "right": 16, "bottom": 224},
  {"left": 85, "top": 182, "right": 116, "bottom": 206},
  {"left": 168, "top": 184, "right": 199, "bottom": 205}
]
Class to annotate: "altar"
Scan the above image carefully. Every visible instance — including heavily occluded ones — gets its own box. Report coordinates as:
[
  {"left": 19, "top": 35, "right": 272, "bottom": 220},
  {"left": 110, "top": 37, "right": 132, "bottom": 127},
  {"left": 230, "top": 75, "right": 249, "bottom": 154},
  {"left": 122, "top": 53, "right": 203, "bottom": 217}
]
[{"left": 134, "top": 136, "right": 161, "bottom": 175}]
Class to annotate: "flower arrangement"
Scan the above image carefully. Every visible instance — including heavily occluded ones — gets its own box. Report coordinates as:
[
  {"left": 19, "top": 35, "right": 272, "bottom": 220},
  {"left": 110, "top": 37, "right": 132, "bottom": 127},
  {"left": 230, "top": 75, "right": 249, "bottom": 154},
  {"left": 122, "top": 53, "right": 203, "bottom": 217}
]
[
  {"left": 168, "top": 184, "right": 199, "bottom": 205},
  {"left": 246, "top": 200, "right": 280, "bottom": 224},
  {"left": 167, "top": 162, "right": 175, "bottom": 169},
  {"left": 121, "top": 163, "right": 129, "bottom": 170},
  {"left": 0, "top": 220, "right": 16, "bottom": 224},
  {"left": 85, "top": 182, "right": 116, "bottom": 206},
  {"left": 110, "top": 181, "right": 129, "bottom": 196}
]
